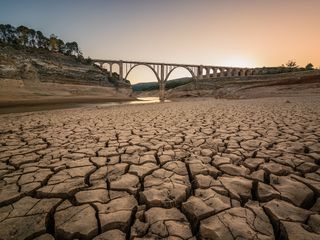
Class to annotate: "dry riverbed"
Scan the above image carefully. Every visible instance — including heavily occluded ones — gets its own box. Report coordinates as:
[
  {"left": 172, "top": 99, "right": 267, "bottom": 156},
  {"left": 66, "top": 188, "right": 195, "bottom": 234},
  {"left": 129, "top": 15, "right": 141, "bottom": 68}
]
[{"left": 0, "top": 97, "right": 320, "bottom": 240}]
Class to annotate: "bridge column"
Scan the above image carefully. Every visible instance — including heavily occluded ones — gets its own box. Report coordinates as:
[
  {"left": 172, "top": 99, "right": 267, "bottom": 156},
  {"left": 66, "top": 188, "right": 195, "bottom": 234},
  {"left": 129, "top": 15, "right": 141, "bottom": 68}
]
[
  {"left": 233, "top": 69, "right": 237, "bottom": 77},
  {"left": 227, "top": 68, "right": 232, "bottom": 77},
  {"left": 159, "top": 64, "right": 165, "bottom": 102},
  {"left": 206, "top": 67, "right": 211, "bottom": 79},
  {"left": 219, "top": 68, "right": 225, "bottom": 77},
  {"left": 212, "top": 68, "right": 217, "bottom": 78},
  {"left": 119, "top": 61, "right": 123, "bottom": 81},
  {"left": 109, "top": 63, "right": 113, "bottom": 78},
  {"left": 198, "top": 65, "right": 204, "bottom": 79}
]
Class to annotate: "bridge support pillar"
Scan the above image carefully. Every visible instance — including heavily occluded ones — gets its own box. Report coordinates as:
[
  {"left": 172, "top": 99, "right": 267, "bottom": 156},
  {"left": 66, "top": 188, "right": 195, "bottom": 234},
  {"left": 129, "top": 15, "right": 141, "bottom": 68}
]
[
  {"left": 198, "top": 65, "right": 204, "bottom": 79},
  {"left": 119, "top": 61, "right": 123, "bottom": 81},
  {"left": 212, "top": 68, "right": 217, "bottom": 78},
  {"left": 206, "top": 67, "right": 211, "bottom": 79},
  {"left": 227, "top": 68, "right": 232, "bottom": 77},
  {"left": 159, "top": 82, "right": 165, "bottom": 102},
  {"left": 109, "top": 64, "right": 113, "bottom": 78},
  {"left": 159, "top": 64, "right": 165, "bottom": 102},
  {"left": 220, "top": 68, "right": 225, "bottom": 77}
]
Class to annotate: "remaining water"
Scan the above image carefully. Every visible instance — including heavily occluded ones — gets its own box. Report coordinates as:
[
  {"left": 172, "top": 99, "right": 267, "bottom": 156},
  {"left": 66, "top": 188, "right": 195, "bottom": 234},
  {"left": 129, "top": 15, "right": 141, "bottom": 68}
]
[
  {"left": 89, "top": 97, "right": 170, "bottom": 108},
  {"left": 0, "top": 97, "right": 171, "bottom": 114}
]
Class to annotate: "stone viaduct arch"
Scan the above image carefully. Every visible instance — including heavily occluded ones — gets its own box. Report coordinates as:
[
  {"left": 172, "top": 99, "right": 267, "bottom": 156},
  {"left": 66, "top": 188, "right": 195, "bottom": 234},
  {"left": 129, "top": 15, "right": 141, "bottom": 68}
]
[
  {"left": 93, "top": 59, "right": 263, "bottom": 101},
  {"left": 124, "top": 64, "right": 161, "bottom": 82},
  {"left": 164, "top": 66, "right": 196, "bottom": 81}
]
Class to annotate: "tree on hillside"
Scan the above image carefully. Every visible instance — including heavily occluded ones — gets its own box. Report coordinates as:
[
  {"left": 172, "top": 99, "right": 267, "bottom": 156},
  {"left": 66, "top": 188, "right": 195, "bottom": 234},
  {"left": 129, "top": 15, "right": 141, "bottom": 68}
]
[
  {"left": 49, "top": 34, "right": 58, "bottom": 51},
  {"left": 0, "top": 24, "right": 19, "bottom": 45},
  {"left": 28, "top": 29, "right": 36, "bottom": 47},
  {"left": 56, "top": 39, "right": 65, "bottom": 53},
  {"left": 17, "top": 25, "right": 30, "bottom": 46},
  {"left": 1, "top": 24, "right": 83, "bottom": 58},
  {"left": 305, "top": 63, "right": 314, "bottom": 70},
  {"left": 63, "top": 41, "right": 82, "bottom": 57},
  {"left": 36, "top": 31, "right": 49, "bottom": 48},
  {"left": 0, "top": 24, "right": 7, "bottom": 42},
  {"left": 286, "top": 60, "right": 298, "bottom": 68}
]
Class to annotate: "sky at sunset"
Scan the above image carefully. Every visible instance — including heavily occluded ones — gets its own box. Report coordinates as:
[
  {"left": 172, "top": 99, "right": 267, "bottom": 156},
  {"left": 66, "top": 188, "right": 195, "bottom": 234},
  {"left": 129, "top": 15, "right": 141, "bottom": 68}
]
[{"left": 1, "top": 0, "right": 320, "bottom": 83}]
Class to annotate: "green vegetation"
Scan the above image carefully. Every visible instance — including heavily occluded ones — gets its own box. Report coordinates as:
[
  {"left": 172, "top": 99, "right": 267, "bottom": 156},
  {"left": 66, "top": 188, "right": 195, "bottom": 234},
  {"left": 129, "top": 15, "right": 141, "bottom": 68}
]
[
  {"left": 266, "top": 60, "right": 317, "bottom": 75},
  {"left": 0, "top": 24, "right": 82, "bottom": 58},
  {"left": 305, "top": 63, "right": 314, "bottom": 70},
  {"left": 285, "top": 60, "right": 298, "bottom": 68},
  {"left": 132, "top": 77, "right": 192, "bottom": 92}
]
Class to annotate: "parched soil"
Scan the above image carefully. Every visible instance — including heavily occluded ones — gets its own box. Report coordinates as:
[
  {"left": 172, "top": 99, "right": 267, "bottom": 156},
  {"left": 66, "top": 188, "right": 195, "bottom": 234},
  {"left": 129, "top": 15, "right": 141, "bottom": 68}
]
[{"left": 0, "top": 97, "right": 319, "bottom": 240}]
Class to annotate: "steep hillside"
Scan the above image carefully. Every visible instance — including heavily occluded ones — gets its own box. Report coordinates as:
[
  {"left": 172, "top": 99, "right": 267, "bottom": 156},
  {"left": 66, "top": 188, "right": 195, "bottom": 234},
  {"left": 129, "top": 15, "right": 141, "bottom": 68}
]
[
  {"left": 0, "top": 43, "right": 131, "bottom": 86},
  {"left": 0, "top": 43, "right": 132, "bottom": 103},
  {"left": 0, "top": 24, "right": 132, "bottom": 105}
]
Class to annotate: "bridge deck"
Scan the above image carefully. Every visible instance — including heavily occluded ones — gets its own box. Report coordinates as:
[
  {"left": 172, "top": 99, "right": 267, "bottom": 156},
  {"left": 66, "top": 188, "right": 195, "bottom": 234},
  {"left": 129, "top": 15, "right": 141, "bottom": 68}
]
[{"left": 92, "top": 59, "right": 251, "bottom": 69}]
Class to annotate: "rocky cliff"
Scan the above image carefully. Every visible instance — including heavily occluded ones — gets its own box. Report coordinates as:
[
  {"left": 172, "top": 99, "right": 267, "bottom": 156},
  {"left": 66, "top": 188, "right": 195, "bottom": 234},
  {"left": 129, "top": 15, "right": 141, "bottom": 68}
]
[{"left": 0, "top": 43, "right": 132, "bottom": 102}]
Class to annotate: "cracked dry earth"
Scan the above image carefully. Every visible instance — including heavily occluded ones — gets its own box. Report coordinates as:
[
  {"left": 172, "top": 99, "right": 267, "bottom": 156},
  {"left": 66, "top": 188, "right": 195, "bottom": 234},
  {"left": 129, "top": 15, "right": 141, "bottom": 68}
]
[{"left": 0, "top": 97, "right": 320, "bottom": 240}]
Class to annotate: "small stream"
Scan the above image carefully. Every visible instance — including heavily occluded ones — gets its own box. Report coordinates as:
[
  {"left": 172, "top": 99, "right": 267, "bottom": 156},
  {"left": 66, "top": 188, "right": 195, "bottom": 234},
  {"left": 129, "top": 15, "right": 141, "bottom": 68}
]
[
  {"left": 0, "top": 97, "right": 171, "bottom": 114},
  {"left": 84, "top": 97, "right": 170, "bottom": 108}
]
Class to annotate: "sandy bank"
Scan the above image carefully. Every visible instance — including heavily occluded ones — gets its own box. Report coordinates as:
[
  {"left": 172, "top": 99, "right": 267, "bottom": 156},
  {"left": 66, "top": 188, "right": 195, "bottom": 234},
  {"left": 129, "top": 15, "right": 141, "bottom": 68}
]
[{"left": 0, "top": 78, "right": 135, "bottom": 113}]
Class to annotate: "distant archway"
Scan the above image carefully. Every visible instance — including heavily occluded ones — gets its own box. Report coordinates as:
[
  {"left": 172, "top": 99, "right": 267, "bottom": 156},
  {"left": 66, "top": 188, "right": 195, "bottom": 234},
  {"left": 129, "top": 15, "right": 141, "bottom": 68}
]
[
  {"left": 165, "top": 66, "right": 196, "bottom": 81},
  {"left": 125, "top": 64, "right": 160, "bottom": 82}
]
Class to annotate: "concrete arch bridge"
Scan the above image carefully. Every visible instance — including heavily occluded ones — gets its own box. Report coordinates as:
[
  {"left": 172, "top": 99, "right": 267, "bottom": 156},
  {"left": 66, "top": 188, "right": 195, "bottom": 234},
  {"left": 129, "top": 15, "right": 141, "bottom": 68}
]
[{"left": 93, "top": 59, "right": 263, "bottom": 101}]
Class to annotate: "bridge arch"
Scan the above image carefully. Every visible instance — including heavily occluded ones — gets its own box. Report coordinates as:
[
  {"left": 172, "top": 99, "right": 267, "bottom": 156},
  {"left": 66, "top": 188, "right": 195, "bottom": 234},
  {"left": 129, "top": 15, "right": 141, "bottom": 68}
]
[
  {"left": 165, "top": 66, "right": 196, "bottom": 81},
  {"left": 218, "top": 68, "right": 226, "bottom": 77},
  {"left": 110, "top": 63, "right": 119, "bottom": 74},
  {"left": 245, "top": 69, "right": 252, "bottom": 76},
  {"left": 231, "top": 68, "right": 239, "bottom": 77},
  {"left": 124, "top": 64, "right": 160, "bottom": 82},
  {"left": 208, "top": 68, "right": 215, "bottom": 75}
]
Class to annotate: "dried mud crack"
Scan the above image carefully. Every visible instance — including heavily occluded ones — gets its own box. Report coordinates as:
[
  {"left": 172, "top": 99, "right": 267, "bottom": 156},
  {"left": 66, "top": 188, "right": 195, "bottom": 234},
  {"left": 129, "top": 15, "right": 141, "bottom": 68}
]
[{"left": 0, "top": 96, "right": 320, "bottom": 240}]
